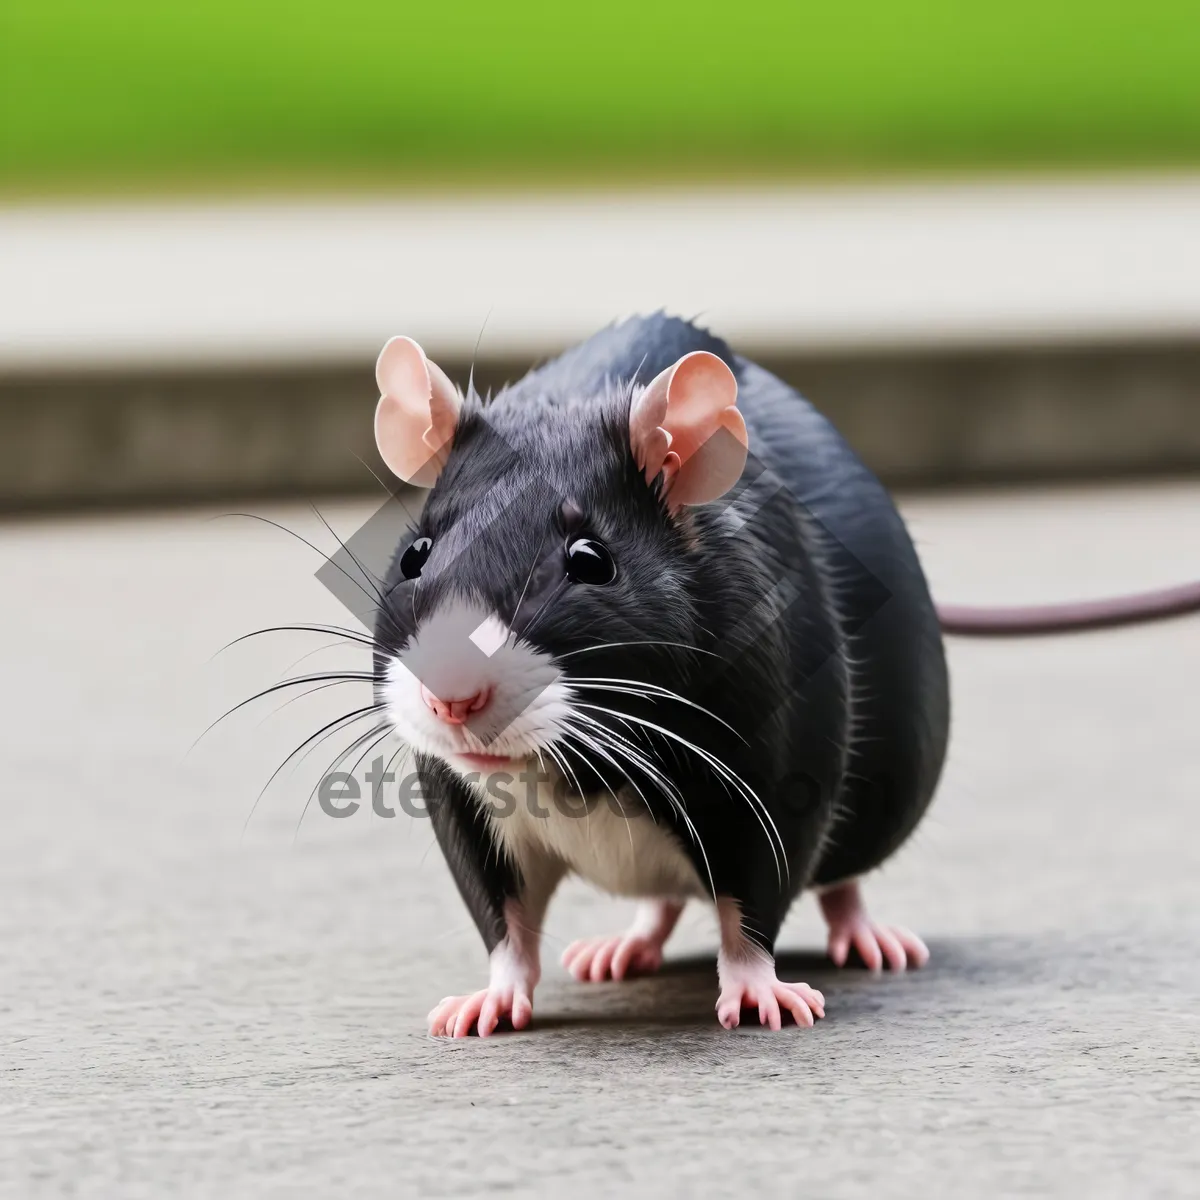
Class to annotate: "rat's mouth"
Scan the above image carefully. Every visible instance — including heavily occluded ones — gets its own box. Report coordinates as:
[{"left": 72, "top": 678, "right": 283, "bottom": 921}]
[{"left": 453, "top": 751, "right": 524, "bottom": 769}]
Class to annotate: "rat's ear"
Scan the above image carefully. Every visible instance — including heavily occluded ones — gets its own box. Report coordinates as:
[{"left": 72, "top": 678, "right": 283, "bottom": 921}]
[
  {"left": 629, "top": 351, "right": 748, "bottom": 508},
  {"left": 374, "top": 336, "right": 462, "bottom": 487}
]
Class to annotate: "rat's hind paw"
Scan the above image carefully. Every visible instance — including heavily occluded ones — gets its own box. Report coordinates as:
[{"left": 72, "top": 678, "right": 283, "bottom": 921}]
[
  {"left": 715, "top": 960, "right": 825, "bottom": 1031},
  {"left": 561, "top": 933, "right": 664, "bottom": 982},
  {"left": 818, "top": 879, "right": 929, "bottom": 972},
  {"left": 561, "top": 899, "right": 683, "bottom": 983},
  {"left": 427, "top": 986, "right": 533, "bottom": 1038},
  {"left": 827, "top": 919, "right": 928, "bottom": 973}
]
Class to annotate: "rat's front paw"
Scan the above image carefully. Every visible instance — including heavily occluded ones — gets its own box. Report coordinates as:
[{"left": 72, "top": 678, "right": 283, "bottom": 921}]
[
  {"left": 715, "top": 954, "right": 825, "bottom": 1031},
  {"left": 561, "top": 933, "right": 664, "bottom": 982},
  {"left": 427, "top": 985, "right": 534, "bottom": 1038},
  {"left": 430, "top": 920, "right": 543, "bottom": 1038}
]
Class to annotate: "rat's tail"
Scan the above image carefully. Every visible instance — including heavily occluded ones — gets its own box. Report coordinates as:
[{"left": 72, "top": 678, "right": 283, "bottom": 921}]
[{"left": 937, "top": 580, "right": 1200, "bottom": 637}]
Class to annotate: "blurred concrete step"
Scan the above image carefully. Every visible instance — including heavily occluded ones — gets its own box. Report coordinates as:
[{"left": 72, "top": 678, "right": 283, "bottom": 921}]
[
  {"left": 2, "top": 179, "right": 1199, "bottom": 509},
  {"left": 4, "top": 340, "right": 1199, "bottom": 511}
]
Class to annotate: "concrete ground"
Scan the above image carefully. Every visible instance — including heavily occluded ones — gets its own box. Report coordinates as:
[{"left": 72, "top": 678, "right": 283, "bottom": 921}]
[{"left": 2, "top": 480, "right": 1198, "bottom": 1197}]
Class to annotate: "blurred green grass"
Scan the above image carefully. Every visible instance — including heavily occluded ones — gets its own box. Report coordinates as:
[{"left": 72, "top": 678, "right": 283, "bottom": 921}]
[{"left": 3, "top": 1, "right": 1200, "bottom": 194}]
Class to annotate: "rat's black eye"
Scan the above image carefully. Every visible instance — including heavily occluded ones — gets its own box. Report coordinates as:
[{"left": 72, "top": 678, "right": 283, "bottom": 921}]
[
  {"left": 565, "top": 536, "right": 616, "bottom": 585},
  {"left": 400, "top": 536, "right": 433, "bottom": 580}
]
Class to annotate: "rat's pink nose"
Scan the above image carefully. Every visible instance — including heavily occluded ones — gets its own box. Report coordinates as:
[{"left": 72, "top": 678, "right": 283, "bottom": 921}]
[{"left": 420, "top": 683, "right": 491, "bottom": 725}]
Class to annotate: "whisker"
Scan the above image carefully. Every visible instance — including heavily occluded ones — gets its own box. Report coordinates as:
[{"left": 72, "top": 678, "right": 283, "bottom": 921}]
[
  {"left": 289, "top": 704, "right": 391, "bottom": 777},
  {"left": 572, "top": 701, "right": 786, "bottom": 886},
  {"left": 241, "top": 702, "right": 386, "bottom": 839},
  {"left": 214, "top": 623, "right": 378, "bottom": 658},
  {"left": 279, "top": 639, "right": 368, "bottom": 677},
  {"left": 467, "top": 308, "right": 493, "bottom": 402},
  {"left": 567, "top": 713, "right": 685, "bottom": 811},
  {"left": 508, "top": 543, "right": 545, "bottom": 646},
  {"left": 293, "top": 720, "right": 394, "bottom": 843},
  {"left": 543, "top": 742, "right": 586, "bottom": 807},
  {"left": 518, "top": 576, "right": 569, "bottom": 643},
  {"left": 561, "top": 718, "right": 715, "bottom": 896},
  {"left": 557, "top": 640, "right": 721, "bottom": 661},
  {"left": 344, "top": 723, "right": 402, "bottom": 787},
  {"left": 192, "top": 669, "right": 378, "bottom": 755},
  {"left": 311, "top": 503, "right": 385, "bottom": 604},
  {"left": 352, "top": 452, "right": 398, "bottom": 498},
  {"left": 216, "top": 512, "right": 384, "bottom": 618},
  {"left": 378, "top": 740, "right": 414, "bottom": 813},
  {"left": 254, "top": 676, "right": 372, "bottom": 728},
  {"left": 557, "top": 732, "right": 637, "bottom": 856},
  {"left": 567, "top": 677, "right": 746, "bottom": 742},
  {"left": 579, "top": 705, "right": 762, "bottom": 858}
]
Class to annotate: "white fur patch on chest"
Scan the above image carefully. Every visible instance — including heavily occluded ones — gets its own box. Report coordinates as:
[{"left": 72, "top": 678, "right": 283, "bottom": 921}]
[{"left": 482, "top": 770, "right": 706, "bottom": 901}]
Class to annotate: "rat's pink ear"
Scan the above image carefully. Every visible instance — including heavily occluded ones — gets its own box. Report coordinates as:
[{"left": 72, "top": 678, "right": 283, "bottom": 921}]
[
  {"left": 374, "top": 336, "right": 462, "bottom": 487},
  {"left": 629, "top": 351, "right": 748, "bottom": 509}
]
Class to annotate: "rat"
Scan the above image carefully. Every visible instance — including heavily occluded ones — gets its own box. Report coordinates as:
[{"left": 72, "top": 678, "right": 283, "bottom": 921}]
[{"left": 365, "top": 313, "right": 1200, "bottom": 1038}]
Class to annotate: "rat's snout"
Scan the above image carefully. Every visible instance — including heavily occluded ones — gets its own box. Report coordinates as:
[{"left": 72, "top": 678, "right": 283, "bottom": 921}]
[
  {"left": 420, "top": 683, "right": 492, "bottom": 725},
  {"left": 383, "top": 598, "right": 562, "bottom": 761}
]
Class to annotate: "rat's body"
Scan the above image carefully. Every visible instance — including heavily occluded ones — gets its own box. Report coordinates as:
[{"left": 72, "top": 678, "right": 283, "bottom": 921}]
[{"left": 372, "top": 314, "right": 948, "bottom": 1035}]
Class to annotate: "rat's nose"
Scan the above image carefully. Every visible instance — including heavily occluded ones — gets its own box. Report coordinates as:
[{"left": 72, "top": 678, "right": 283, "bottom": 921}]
[{"left": 420, "top": 683, "right": 491, "bottom": 725}]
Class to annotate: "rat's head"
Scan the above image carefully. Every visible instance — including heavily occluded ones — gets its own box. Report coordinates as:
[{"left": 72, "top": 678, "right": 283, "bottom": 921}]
[{"left": 369, "top": 335, "right": 748, "bottom": 782}]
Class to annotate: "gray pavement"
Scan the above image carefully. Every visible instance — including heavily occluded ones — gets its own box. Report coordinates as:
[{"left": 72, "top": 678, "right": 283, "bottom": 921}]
[{"left": 3, "top": 481, "right": 1199, "bottom": 1197}]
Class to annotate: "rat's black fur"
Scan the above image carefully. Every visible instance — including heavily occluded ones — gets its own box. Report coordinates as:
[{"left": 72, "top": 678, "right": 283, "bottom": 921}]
[{"left": 375, "top": 314, "right": 949, "bottom": 955}]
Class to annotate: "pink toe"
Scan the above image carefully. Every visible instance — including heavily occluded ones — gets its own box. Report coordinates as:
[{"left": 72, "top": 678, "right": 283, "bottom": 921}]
[
  {"left": 779, "top": 992, "right": 815, "bottom": 1027},
  {"left": 761, "top": 995, "right": 782, "bottom": 1031},
  {"left": 783, "top": 982, "right": 820, "bottom": 1024},
  {"left": 452, "top": 994, "right": 482, "bottom": 1038},
  {"left": 610, "top": 949, "right": 632, "bottom": 981},
  {"left": 828, "top": 932, "right": 851, "bottom": 967},
  {"left": 590, "top": 940, "right": 618, "bottom": 982},
  {"left": 895, "top": 926, "right": 930, "bottom": 968},
  {"left": 569, "top": 946, "right": 594, "bottom": 981},
  {"left": 874, "top": 925, "right": 908, "bottom": 972},
  {"left": 785, "top": 986, "right": 822, "bottom": 1023},
  {"left": 510, "top": 992, "right": 533, "bottom": 1030},
  {"left": 478, "top": 995, "right": 500, "bottom": 1038},
  {"left": 428, "top": 998, "right": 456, "bottom": 1036},
  {"left": 853, "top": 925, "right": 885, "bottom": 972},
  {"left": 611, "top": 938, "right": 641, "bottom": 981},
  {"left": 717, "top": 995, "right": 741, "bottom": 1029}
]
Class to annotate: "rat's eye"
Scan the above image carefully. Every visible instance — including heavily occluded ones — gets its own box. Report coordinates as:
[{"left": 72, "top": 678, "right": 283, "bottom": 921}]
[
  {"left": 400, "top": 536, "right": 433, "bottom": 580},
  {"left": 565, "top": 536, "right": 616, "bottom": 585}
]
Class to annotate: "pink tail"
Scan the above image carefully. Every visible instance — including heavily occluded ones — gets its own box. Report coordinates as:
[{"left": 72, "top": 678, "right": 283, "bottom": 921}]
[{"left": 937, "top": 580, "right": 1200, "bottom": 637}]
